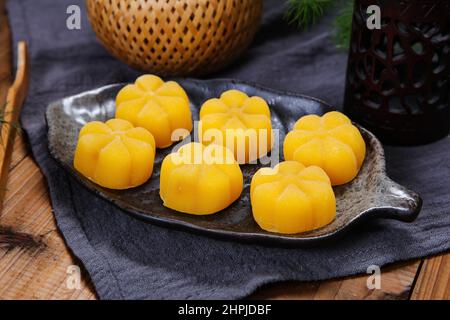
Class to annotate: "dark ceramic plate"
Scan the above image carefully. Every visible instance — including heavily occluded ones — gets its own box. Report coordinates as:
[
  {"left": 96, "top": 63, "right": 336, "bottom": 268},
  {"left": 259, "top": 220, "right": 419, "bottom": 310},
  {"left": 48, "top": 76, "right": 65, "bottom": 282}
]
[{"left": 46, "top": 79, "right": 422, "bottom": 246}]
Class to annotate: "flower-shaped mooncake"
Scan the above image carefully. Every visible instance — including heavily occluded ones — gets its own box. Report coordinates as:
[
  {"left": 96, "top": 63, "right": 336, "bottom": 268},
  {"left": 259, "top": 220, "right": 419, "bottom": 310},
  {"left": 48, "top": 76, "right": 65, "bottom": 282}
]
[
  {"left": 283, "top": 111, "right": 366, "bottom": 186},
  {"left": 251, "top": 161, "right": 336, "bottom": 234},
  {"left": 199, "top": 89, "right": 272, "bottom": 164},
  {"left": 160, "top": 142, "right": 243, "bottom": 215},
  {"left": 74, "top": 118, "right": 156, "bottom": 189},
  {"left": 115, "top": 74, "right": 192, "bottom": 148}
]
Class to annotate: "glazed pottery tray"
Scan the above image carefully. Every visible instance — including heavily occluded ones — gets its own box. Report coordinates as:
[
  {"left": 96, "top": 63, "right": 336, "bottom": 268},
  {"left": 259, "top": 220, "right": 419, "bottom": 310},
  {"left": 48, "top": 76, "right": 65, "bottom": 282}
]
[{"left": 46, "top": 79, "right": 422, "bottom": 246}]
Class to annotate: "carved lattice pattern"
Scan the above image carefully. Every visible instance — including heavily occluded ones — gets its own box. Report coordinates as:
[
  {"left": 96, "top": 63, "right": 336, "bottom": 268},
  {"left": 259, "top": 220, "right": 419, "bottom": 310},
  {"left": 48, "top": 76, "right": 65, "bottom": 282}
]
[{"left": 344, "top": 0, "right": 450, "bottom": 144}]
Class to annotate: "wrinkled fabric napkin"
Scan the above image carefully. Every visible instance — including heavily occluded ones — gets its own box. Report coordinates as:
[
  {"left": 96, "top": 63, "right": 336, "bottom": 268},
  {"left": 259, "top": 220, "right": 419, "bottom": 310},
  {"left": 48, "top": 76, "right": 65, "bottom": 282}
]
[{"left": 6, "top": 0, "right": 449, "bottom": 299}]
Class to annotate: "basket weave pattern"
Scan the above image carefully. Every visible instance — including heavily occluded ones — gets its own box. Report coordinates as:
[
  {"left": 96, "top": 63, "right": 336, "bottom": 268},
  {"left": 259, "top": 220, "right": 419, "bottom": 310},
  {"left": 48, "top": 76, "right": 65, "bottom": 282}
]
[{"left": 86, "top": 0, "right": 263, "bottom": 76}]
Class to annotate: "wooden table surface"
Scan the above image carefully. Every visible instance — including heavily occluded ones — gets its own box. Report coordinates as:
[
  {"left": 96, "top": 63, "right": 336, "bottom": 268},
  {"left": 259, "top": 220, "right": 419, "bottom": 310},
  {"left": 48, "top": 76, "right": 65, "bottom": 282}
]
[{"left": 0, "top": 1, "right": 448, "bottom": 300}]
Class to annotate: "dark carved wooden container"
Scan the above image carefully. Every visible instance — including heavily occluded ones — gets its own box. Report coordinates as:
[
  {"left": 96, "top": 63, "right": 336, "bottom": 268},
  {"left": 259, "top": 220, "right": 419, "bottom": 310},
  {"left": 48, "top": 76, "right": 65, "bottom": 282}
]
[{"left": 344, "top": 0, "right": 450, "bottom": 145}]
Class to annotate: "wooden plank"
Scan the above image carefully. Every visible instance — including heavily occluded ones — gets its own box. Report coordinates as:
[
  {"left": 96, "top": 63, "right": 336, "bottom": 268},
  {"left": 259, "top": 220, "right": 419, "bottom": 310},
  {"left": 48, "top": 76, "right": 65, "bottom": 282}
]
[
  {"left": 0, "top": 41, "right": 29, "bottom": 213},
  {"left": 10, "top": 134, "right": 29, "bottom": 170},
  {"left": 0, "top": 155, "right": 97, "bottom": 300},
  {"left": 313, "top": 261, "right": 420, "bottom": 300},
  {"left": 411, "top": 253, "right": 450, "bottom": 300},
  {"left": 250, "top": 260, "right": 421, "bottom": 300}
]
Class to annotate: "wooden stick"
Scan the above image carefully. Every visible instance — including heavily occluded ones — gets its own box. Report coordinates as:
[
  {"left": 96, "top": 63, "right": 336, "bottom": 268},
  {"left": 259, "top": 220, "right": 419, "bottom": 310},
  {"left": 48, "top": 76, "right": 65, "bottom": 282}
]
[{"left": 0, "top": 41, "right": 29, "bottom": 213}]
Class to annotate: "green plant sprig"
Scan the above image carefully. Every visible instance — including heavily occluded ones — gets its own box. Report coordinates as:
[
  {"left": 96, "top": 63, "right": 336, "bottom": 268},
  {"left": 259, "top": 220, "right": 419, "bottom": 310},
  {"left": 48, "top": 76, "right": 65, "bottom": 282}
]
[
  {"left": 333, "top": 0, "right": 354, "bottom": 50},
  {"left": 284, "top": 0, "right": 354, "bottom": 50},
  {"left": 284, "top": 0, "right": 334, "bottom": 29}
]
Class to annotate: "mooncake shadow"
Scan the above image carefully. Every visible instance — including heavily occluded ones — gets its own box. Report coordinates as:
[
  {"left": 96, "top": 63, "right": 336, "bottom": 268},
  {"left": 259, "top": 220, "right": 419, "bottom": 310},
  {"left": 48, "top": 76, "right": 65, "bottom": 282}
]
[{"left": 46, "top": 79, "right": 422, "bottom": 246}]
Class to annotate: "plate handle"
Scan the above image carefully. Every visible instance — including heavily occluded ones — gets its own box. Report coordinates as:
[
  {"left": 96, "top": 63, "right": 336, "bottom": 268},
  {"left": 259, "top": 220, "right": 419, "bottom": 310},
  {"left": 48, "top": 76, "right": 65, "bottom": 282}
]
[{"left": 372, "top": 179, "right": 422, "bottom": 222}]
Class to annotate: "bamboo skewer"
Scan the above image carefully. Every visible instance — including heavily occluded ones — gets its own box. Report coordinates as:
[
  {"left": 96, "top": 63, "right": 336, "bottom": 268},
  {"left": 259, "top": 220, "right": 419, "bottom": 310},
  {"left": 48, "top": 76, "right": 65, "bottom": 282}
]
[{"left": 0, "top": 41, "right": 29, "bottom": 213}]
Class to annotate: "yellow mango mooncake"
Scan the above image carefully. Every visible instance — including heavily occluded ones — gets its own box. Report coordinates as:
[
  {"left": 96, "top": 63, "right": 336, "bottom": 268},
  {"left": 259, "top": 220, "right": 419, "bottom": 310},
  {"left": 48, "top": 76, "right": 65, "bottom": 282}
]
[
  {"left": 160, "top": 142, "right": 243, "bottom": 215},
  {"left": 74, "top": 119, "right": 156, "bottom": 189},
  {"left": 199, "top": 89, "right": 272, "bottom": 164},
  {"left": 251, "top": 161, "right": 336, "bottom": 234},
  {"left": 284, "top": 111, "right": 366, "bottom": 186},
  {"left": 116, "top": 74, "right": 192, "bottom": 148}
]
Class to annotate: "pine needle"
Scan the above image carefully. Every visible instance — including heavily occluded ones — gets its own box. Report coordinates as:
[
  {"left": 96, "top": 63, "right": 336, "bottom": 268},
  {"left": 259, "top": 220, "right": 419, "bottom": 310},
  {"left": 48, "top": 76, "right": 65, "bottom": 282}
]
[
  {"left": 284, "top": 0, "right": 354, "bottom": 50},
  {"left": 284, "top": 0, "right": 334, "bottom": 29},
  {"left": 333, "top": 0, "right": 354, "bottom": 50}
]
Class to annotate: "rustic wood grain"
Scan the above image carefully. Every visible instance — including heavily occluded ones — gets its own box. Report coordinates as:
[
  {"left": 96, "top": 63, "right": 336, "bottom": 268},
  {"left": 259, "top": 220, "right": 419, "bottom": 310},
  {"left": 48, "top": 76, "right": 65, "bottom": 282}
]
[
  {"left": 0, "top": 0, "right": 446, "bottom": 300},
  {"left": 0, "top": 41, "right": 29, "bottom": 214},
  {"left": 250, "top": 261, "right": 421, "bottom": 300},
  {"left": 411, "top": 253, "right": 450, "bottom": 300},
  {"left": 0, "top": 156, "right": 97, "bottom": 300},
  {"left": 9, "top": 134, "right": 28, "bottom": 170}
]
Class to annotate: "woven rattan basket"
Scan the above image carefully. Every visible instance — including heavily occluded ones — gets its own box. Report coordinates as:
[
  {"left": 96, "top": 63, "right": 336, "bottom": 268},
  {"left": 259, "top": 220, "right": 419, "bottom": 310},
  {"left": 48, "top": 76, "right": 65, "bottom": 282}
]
[{"left": 86, "top": 0, "right": 263, "bottom": 76}]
